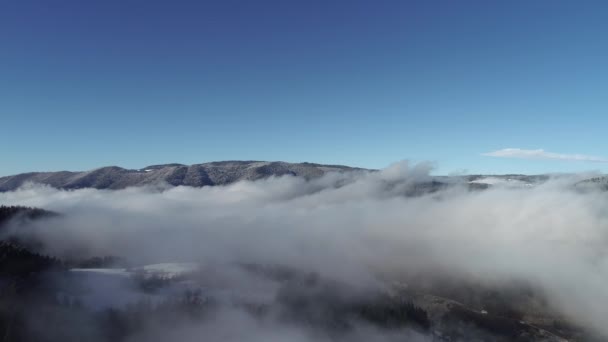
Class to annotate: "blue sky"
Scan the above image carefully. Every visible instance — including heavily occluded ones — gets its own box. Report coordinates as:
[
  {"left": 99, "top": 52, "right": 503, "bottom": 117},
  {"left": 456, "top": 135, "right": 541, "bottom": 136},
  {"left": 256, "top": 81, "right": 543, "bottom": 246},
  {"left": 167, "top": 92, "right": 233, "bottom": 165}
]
[{"left": 1, "top": 0, "right": 608, "bottom": 176}]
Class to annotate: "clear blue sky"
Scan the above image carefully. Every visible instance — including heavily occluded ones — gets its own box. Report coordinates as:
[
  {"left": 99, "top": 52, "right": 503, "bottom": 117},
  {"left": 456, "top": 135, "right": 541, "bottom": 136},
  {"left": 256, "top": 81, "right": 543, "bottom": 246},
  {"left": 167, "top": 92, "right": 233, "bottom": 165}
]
[{"left": 2, "top": 0, "right": 608, "bottom": 176}]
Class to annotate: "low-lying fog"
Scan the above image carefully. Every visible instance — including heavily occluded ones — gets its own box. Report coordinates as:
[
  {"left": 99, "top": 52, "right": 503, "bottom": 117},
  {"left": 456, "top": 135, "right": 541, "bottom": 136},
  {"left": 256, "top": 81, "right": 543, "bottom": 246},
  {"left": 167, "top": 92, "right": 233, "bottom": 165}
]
[{"left": 2, "top": 161, "right": 607, "bottom": 340}]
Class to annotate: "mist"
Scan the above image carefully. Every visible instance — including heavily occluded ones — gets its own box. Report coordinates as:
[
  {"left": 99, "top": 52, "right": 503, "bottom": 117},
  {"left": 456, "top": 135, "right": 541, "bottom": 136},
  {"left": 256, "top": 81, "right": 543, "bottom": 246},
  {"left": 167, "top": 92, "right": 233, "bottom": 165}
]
[{"left": 2, "top": 161, "right": 607, "bottom": 340}]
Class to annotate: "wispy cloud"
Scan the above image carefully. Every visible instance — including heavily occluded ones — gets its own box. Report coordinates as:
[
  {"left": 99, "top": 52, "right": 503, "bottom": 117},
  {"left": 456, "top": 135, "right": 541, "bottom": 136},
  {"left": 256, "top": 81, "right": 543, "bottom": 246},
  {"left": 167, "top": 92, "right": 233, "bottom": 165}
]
[{"left": 482, "top": 148, "right": 608, "bottom": 162}]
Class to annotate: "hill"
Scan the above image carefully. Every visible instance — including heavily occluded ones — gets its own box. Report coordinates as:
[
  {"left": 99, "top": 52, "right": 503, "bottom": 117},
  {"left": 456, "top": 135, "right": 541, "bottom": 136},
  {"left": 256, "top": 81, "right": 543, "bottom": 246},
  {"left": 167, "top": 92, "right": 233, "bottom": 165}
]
[{"left": 0, "top": 161, "right": 364, "bottom": 191}]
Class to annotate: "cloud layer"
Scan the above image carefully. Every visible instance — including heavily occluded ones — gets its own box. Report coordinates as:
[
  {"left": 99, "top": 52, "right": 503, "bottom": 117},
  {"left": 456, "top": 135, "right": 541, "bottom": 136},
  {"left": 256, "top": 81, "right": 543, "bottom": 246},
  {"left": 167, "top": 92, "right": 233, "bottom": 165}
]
[
  {"left": 1, "top": 161, "right": 608, "bottom": 339},
  {"left": 482, "top": 148, "right": 608, "bottom": 162}
]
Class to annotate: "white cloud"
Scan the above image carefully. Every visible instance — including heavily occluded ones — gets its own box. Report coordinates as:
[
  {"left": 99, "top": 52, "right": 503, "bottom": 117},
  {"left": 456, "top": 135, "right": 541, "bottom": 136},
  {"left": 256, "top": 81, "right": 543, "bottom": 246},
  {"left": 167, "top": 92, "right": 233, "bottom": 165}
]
[
  {"left": 2, "top": 162, "right": 608, "bottom": 338},
  {"left": 482, "top": 148, "right": 608, "bottom": 162}
]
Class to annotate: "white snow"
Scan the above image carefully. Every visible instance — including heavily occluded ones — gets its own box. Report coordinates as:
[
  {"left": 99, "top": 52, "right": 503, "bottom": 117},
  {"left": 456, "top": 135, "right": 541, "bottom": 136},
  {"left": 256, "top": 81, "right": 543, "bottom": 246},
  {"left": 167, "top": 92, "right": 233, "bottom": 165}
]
[
  {"left": 469, "top": 177, "right": 533, "bottom": 187},
  {"left": 70, "top": 268, "right": 131, "bottom": 276},
  {"left": 63, "top": 263, "right": 200, "bottom": 310},
  {"left": 135, "top": 262, "right": 199, "bottom": 277},
  {"left": 63, "top": 262, "right": 279, "bottom": 311}
]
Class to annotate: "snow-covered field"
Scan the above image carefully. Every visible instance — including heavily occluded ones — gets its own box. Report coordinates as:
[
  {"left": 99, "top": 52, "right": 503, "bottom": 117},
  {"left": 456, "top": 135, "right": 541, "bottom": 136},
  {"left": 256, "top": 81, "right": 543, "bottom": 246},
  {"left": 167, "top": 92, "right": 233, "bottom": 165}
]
[
  {"left": 136, "top": 262, "right": 199, "bottom": 277},
  {"left": 60, "top": 262, "right": 276, "bottom": 311},
  {"left": 61, "top": 263, "right": 201, "bottom": 310},
  {"left": 469, "top": 177, "right": 533, "bottom": 187}
]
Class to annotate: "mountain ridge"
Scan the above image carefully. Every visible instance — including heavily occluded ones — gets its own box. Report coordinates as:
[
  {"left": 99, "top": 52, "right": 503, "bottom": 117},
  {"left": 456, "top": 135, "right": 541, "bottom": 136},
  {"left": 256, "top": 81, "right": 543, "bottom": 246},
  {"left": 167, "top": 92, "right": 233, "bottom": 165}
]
[
  {"left": 1, "top": 161, "right": 592, "bottom": 193},
  {"left": 0, "top": 161, "right": 367, "bottom": 191}
]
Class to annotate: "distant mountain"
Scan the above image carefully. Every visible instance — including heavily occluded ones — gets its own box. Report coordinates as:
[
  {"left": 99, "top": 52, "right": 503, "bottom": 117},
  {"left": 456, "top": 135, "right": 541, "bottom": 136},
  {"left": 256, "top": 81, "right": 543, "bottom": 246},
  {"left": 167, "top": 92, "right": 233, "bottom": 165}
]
[
  {"left": 574, "top": 176, "right": 608, "bottom": 191},
  {"left": 0, "top": 161, "right": 364, "bottom": 191}
]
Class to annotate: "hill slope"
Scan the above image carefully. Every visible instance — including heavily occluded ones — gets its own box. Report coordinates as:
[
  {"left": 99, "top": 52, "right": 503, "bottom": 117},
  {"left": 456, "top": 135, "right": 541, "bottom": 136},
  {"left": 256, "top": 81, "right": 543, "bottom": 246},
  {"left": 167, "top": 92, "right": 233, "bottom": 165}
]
[{"left": 0, "top": 161, "right": 363, "bottom": 191}]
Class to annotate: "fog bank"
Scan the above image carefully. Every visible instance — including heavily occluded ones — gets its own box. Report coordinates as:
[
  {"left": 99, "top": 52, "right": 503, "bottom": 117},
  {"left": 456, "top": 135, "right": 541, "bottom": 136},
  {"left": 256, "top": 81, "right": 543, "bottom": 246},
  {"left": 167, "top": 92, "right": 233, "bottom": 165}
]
[{"left": 2, "top": 161, "right": 607, "bottom": 338}]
